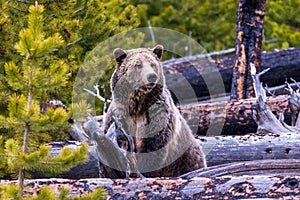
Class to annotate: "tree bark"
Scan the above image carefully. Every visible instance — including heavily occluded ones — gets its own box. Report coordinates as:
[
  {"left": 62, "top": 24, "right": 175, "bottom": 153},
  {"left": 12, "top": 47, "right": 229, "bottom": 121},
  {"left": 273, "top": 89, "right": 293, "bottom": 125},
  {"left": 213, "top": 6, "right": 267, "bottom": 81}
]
[
  {"left": 9, "top": 171, "right": 300, "bottom": 198},
  {"left": 181, "top": 159, "right": 300, "bottom": 178},
  {"left": 163, "top": 47, "right": 300, "bottom": 101},
  {"left": 200, "top": 132, "right": 300, "bottom": 167},
  {"left": 26, "top": 131, "right": 300, "bottom": 179},
  {"left": 231, "top": 0, "right": 266, "bottom": 100},
  {"left": 181, "top": 94, "right": 291, "bottom": 135}
]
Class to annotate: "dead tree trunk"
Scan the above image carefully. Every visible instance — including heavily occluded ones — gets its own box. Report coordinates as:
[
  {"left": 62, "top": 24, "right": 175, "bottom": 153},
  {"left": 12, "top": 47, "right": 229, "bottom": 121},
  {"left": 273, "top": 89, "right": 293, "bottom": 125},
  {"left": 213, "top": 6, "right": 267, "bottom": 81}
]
[
  {"left": 181, "top": 95, "right": 291, "bottom": 135},
  {"left": 25, "top": 131, "right": 300, "bottom": 179},
  {"left": 13, "top": 171, "right": 300, "bottom": 198},
  {"left": 231, "top": 0, "right": 266, "bottom": 100},
  {"left": 164, "top": 47, "right": 300, "bottom": 101},
  {"left": 181, "top": 159, "right": 300, "bottom": 178}
]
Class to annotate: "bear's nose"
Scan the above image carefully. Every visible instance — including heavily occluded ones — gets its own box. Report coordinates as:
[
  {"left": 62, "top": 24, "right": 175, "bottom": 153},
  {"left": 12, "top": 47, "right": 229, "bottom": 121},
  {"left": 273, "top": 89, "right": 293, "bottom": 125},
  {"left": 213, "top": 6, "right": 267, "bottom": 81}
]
[{"left": 147, "top": 73, "right": 157, "bottom": 83}]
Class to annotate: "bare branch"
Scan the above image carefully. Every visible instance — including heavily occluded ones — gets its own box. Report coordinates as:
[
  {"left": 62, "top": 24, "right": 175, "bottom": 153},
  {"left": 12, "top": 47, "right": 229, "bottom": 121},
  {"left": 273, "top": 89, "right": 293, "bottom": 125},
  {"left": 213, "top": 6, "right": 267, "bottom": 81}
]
[
  {"left": 83, "top": 84, "right": 111, "bottom": 103},
  {"left": 72, "top": 7, "right": 86, "bottom": 15},
  {"left": 285, "top": 80, "right": 294, "bottom": 95},
  {"left": 290, "top": 77, "right": 300, "bottom": 90},
  {"left": 66, "top": 38, "right": 82, "bottom": 47},
  {"left": 263, "top": 84, "right": 275, "bottom": 97},
  {"left": 17, "top": 0, "right": 35, "bottom": 4},
  {"left": 251, "top": 63, "right": 268, "bottom": 102},
  {"left": 12, "top": 6, "right": 26, "bottom": 13},
  {"left": 147, "top": 20, "right": 155, "bottom": 47}
]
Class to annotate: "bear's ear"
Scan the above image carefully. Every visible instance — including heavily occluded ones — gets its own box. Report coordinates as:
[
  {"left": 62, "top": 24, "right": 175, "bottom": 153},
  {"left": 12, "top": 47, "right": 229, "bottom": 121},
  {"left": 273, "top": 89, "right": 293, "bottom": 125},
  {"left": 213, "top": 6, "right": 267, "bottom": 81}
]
[
  {"left": 113, "top": 48, "right": 127, "bottom": 64},
  {"left": 152, "top": 45, "right": 164, "bottom": 60}
]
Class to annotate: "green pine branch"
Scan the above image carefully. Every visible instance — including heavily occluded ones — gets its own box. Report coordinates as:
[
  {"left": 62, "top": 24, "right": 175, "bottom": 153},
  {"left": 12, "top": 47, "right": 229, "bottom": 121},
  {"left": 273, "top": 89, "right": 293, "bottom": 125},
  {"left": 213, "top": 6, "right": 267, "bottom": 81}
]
[{"left": 0, "top": 184, "right": 106, "bottom": 200}]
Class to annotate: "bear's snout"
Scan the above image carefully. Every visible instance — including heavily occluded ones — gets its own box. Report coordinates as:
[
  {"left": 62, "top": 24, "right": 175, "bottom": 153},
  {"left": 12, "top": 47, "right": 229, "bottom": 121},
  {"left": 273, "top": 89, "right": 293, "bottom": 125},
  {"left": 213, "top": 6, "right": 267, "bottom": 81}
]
[{"left": 147, "top": 73, "right": 157, "bottom": 84}]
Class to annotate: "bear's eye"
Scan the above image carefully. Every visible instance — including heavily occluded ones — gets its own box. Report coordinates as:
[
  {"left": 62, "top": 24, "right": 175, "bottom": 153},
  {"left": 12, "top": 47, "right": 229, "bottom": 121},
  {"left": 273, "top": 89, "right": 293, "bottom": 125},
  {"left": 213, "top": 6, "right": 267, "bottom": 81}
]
[
  {"left": 151, "top": 64, "right": 156, "bottom": 68},
  {"left": 136, "top": 64, "right": 143, "bottom": 69}
]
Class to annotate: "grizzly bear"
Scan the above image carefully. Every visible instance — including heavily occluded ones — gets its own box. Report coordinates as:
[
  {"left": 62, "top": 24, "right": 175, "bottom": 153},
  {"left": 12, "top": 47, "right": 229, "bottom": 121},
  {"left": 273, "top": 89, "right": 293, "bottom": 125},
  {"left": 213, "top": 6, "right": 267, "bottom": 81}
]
[{"left": 104, "top": 45, "right": 206, "bottom": 177}]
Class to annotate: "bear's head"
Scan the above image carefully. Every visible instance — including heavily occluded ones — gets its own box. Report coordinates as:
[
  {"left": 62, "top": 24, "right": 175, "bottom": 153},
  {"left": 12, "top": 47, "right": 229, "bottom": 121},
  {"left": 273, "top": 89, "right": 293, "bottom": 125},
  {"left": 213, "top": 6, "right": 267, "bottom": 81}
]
[
  {"left": 111, "top": 45, "right": 165, "bottom": 115},
  {"left": 111, "top": 45, "right": 164, "bottom": 91}
]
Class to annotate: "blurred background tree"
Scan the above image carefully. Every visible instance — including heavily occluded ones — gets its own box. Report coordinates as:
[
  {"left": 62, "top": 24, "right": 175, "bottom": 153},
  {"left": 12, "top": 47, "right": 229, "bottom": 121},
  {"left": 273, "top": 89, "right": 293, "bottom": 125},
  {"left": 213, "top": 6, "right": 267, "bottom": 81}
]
[
  {"left": 264, "top": 0, "right": 300, "bottom": 50},
  {"left": 132, "top": 0, "right": 300, "bottom": 52}
]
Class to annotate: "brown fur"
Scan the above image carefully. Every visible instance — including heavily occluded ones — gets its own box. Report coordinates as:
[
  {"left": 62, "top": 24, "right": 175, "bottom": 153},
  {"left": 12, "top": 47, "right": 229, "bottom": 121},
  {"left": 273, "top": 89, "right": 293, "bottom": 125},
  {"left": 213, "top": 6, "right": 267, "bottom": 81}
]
[{"left": 105, "top": 45, "right": 206, "bottom": 177}]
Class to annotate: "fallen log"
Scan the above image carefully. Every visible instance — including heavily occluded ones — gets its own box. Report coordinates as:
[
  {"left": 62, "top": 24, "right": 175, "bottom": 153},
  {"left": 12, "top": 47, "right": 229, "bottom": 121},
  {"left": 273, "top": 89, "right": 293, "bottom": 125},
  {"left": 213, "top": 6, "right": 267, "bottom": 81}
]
[
  {"left": 163, "top": 47, "right": 300, "bottom": 100},
  {"left": 200, "top": 132, "right": 300, "bottom": 167},
  {"left": 181, "top": 94, "right": 291, "bottom": 135},
  {"left": 70, "top": 95, "right": 291, "bottom": 136},
  {"left": 182, "top": 159, "right": 300, "bottom": 178},
  {"left": 28, "top": 131, "right": 300, "bottom": 179},
  {"left": 2, "top": 170, "right": 300, "bottom": 198}
]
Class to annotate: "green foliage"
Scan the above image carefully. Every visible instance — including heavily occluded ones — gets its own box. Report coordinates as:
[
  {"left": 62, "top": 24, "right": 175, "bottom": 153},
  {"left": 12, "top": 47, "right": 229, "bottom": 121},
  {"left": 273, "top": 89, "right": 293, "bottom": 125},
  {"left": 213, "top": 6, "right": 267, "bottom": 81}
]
[
  {"left": 0, "top": 4, "right": 88, "bottom": 192},
  {"left": 0, "top": 184, "right": 106, "bottom": 200},
  {"left": 0, "top": 184, "right": 22, "bottom": 200},
  {"left": 79, "top": 0, "right": 139, "bottom": 54},
  {"left": 1, "top": 3, "right": 71, "bottom": 144},
  {"left": 0, "top": 0, "right": 140, "bottom": 106},
  {"left": 71, "top": 187, "right": 106, "bottom": 200},
  {"left": 4, "top": 138, "right": 21, "bottom": 173},
  {"left": 133, "top": 0, "right": 300, "bottom": 52},
  {"left": 0, "top": 136, "right": 88, "bottom": 178},
  {"left": 134, "top": 0, "right": 237, "bottom": 53},
  {"left": 31, "top": 186, "right": 57, "bottom": 200},
  {"left": 263, "top": 0, "right": 300, "bottom": 50}
]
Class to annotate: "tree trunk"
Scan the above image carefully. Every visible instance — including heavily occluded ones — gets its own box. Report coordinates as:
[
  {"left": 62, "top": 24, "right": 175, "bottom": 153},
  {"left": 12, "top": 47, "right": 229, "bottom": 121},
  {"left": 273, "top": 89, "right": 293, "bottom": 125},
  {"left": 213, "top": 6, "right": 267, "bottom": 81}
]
[
  {"left": 11, "top": 171, "right": 300, "bottom": 198},
  {"left": 181, "top": 159, "right": 300, "bottom": 178},
  {"left": 164, "top": 47, "right": 300, "bottom": 101},
  {"left": 200, "top": 132, "right": 300, "bottom": 167},
  {"left": 181, "top": 94, "right": 291, "bottom": 135},
  {"left": 231, "top": 0, "right": 266, "bottom": 100},
  {"left": 26, "top": 130, "right": 300, "bottom": 179},
  {"left": 17, "top": 122, "right": 30, "bottom": 194},
  {"left": 70, "top": 95, "right": 293, "bottom": 137}
]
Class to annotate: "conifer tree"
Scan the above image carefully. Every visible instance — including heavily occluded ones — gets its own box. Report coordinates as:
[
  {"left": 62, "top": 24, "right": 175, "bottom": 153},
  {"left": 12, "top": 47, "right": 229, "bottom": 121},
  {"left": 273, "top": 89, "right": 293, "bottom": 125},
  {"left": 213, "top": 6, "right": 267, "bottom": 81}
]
[{"left": 0, "top": 3, "right": 88, "bottom": 194}]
